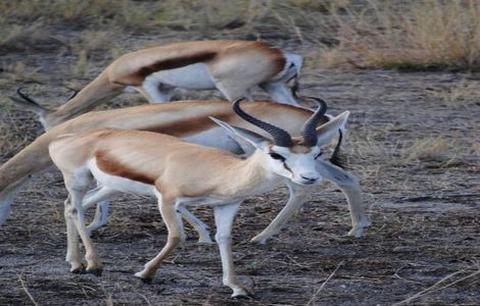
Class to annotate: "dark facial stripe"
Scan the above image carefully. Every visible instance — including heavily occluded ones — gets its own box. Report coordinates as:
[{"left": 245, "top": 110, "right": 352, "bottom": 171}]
[{"left": 283, "top": 161, "right": 293, "bottom": 175}]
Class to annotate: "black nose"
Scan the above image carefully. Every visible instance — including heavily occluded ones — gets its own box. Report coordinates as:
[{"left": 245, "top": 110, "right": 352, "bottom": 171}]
[{"left": 301, "top": 175, "right": 318, "bottom": 183}]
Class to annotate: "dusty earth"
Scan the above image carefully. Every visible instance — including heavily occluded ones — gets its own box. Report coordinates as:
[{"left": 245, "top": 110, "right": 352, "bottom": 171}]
[{"left": 0, "top": 12, "right": 479, "bottom": 306}]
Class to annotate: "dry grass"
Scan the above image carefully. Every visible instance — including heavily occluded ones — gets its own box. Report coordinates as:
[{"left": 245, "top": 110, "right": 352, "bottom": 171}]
[
  {"left": 403, "top": 136, "right": 451, "bottom": 162},
  {"left": 317, "top": 0, "right": 480, "bottom": 71},
  {"left": 77, "top": 31, "right": 113, "bottom": 54},
  {"left": 0, "top": 62, "right": 42, "bottom": 83},
  {"left": 2, "top": 0, "right": 480, "bottom": 73},
  {"left": 0, "top": 20, "right": 58, "bottom": 53},
  {"left": 426, "top": 80, "right": 480, "bottom": 106},
  {"left": 72, "top": 50, "right": 90, "bottom": 78},
  {"left": 0, "top": 105, "right": 38, "bottom": 161}
]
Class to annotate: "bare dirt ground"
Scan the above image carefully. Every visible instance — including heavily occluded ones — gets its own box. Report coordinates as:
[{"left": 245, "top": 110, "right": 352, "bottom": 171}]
[{"left": 1, "top": 3, "right": 479, "bottom": 305}]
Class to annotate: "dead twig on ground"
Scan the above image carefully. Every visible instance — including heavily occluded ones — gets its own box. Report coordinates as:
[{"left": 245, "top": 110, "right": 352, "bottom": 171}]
[
  {"left": 393, "top": 269, "right": 480, "bottom": 305},
  {"left": 17, "top": 273, "right": 39, "bottom": 306},
  {"left": 136, "top": 292, "right": 153, "bottom": 306},
  {"left": 397, "top": 193, "right": 480, "bottom": 203},
  {"left": 306, "top": 260, "right": 344, "bottom": 306}
]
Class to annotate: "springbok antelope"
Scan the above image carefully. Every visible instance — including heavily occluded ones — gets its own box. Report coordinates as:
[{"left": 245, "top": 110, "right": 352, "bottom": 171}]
[
  {"left": 48, "top": 99, "right": 345, "bottom": 296},
  {"left": 10, "top": 40, "right": 302, "bottom": 130},
  {"left": 1, "top": 98, "right": 370, "bottom": 243}
]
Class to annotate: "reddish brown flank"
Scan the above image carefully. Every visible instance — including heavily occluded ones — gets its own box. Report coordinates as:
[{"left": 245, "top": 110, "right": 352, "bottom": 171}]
[{"left": 95, "top": 150, "right": 156, "bottom": 185}]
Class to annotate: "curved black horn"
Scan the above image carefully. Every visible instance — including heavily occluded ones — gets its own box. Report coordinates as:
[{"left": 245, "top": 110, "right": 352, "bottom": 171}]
[
  {"left": 233, "top": 99, "right": 293, "bottom": 147},
  {"left": 301, "top": 96, "right": 328, "bottom": 146}
]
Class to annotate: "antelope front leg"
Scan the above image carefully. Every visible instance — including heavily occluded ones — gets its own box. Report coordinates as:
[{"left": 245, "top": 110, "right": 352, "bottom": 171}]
[
  {"left": 316, "top": 160, "right": 371, "bottom": 237},
  {"left": 251, "top": 183, "right": 307, "bottom": 244},
  {"left": 214, "top": 202, "right": 249, "bottom": 297},
  {"left": 135, "top": 196, "right": 184, "bottom": 282}
]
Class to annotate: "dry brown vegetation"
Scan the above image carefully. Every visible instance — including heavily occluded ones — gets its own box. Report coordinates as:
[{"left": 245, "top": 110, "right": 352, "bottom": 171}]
[
  {"left": 0, "top": 1, "right": 479, "bottom": 305},
  {"left": 317, "top": 0, "right": 480, "bottom": 70},
  {"left": 3, "top": 0, "right": 480, "bottom": 70}
]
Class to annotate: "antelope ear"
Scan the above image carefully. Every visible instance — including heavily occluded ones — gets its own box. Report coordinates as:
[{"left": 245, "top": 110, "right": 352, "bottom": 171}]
[
  {"left": 209, "top": 117, "right": 268, "bottom": 149},
  {"left": 316, "top": 111, "right": 349, "bottom": 146}
]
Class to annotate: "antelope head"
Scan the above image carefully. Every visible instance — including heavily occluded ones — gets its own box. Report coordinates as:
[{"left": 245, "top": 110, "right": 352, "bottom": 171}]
[{"left": 211, "top": 98, "right": 349, "bottom": 186}]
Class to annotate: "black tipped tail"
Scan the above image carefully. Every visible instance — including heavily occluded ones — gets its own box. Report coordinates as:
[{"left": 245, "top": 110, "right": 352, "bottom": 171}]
[{"left": 8, "top": 88, "right": 50, "bottom": 115}]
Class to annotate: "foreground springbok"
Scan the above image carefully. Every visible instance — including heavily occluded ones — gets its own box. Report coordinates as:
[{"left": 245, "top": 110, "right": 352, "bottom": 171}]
[
  {"left": 48, "top": 99, "right": 341, "bottom": 296},
  {"left": 10, "top": 40, "right": 302, "bottom": 130},
  {"left": 1, "top": 98, "right": 370, "bottom": 243}
]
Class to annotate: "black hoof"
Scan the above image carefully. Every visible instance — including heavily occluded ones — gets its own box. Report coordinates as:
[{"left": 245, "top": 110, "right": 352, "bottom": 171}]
[
  {"left": 140, "top": 277, "right": 153, "bottom": 284},
  {"left": 86, "top": 268, "right": 103, "bottom": 276},
  {"left": 70, "top": 265, "right": 86, "bottom": 274},
  {"left": 232, "top": 294, "right": 253, "bottom": 300}
]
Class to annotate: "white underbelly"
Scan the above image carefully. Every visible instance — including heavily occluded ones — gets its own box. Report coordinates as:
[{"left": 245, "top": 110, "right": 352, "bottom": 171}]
[
  {"left": 88, "top": 159, "right": 156, "bottom": 196},
  {"left": 147, "top": 63, "right": 216, "bottom": 90}
]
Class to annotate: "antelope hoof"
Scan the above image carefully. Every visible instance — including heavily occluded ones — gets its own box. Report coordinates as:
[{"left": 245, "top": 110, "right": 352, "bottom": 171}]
[
  {"left": 347, "top": 224, "right": 368, "bottom": 238},
  {"left": 348, "top": 218, "right": 372, "bottom": 238},
  {"left": 134, "top": 271, "right": 153, "bottom": 283},
  {"left": 250, "top": 234, "right": 269, "bottom": 245},
  {"left": 70, "top": 264, "right": 86, "bottom": 274},
  {"left": 231, "top": 287, "right": 251, "bottom": 299},
  {"left": 86, "top": 268, "right": 103, "bottom": 277}
]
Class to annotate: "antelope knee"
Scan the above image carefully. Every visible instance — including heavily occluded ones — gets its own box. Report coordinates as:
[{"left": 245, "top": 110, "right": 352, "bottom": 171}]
[
  {"left": 215, "top": 233, "right": 231, "bottom": 244},
  {"left": 168, "top": 235, "right": 182, "bottom": 246}
]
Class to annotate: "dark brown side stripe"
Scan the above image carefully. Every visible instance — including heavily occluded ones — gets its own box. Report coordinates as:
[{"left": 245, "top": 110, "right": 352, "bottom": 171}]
[
  {"left": 113, "top": 51, "right": 218, "bottom": 86},
  {"left": 136, "top": 51, "right": 217, "bottom": 79},
  {"left": 95, "top": 150, "right": 155, "bottom": 185},
  {"left": 142, "top": 113, "right": 234, "bottom": 137}
]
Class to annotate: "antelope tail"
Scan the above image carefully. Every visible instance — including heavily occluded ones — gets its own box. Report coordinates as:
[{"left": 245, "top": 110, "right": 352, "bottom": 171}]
[
  {"left": 8, "top": 87, "right": 51, "bottom": 116},
  {"left": 0, "top": 133, "right": 54, "bottom": 226}
]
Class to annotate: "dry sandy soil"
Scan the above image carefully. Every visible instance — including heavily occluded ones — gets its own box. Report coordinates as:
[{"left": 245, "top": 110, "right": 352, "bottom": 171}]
[{"left": 0, "top": 3, "right": 479, "bottom": 306}]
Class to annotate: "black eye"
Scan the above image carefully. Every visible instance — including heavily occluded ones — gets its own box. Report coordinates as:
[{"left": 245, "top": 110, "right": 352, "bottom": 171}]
[
  {"left": 314, "top": 151, "right": 323, "bottom": 159},
  {"left": 269, "top": 152, "right": 286, "bottom": 161}
]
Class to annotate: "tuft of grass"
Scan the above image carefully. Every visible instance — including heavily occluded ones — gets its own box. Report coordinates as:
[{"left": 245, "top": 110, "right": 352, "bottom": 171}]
[
  {"left": 0, "top": 20, "right": 58, "bottom": 53},
  {"left": 0, "top": 61, "right": 42, "bottom": 83},
  {"left": 0, "top": 0, "right": 169, "bottom": 33},
  {"left": 426, "top": 80, "right": 480, "bottom": 106},
  {"left": 318, "top": 0, "right": 480, "bottom": 71},
  {"left": 403, "top": 136, "right": 451, "bottom": 162},
  {"left": 72, "top": 50, "right": 90, "bottom": 78},
  {"left": 74, "top": 30, "right": 114, "bottom": 54}
]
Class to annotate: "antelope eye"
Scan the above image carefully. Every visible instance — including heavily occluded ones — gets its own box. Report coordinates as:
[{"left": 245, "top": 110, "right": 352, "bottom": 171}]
[
  {"left": 269, "top": 152, "right": 286, "bottom": 161},
  {"left": 314, "top": 151, "right": 323, "bottom": 159}
]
